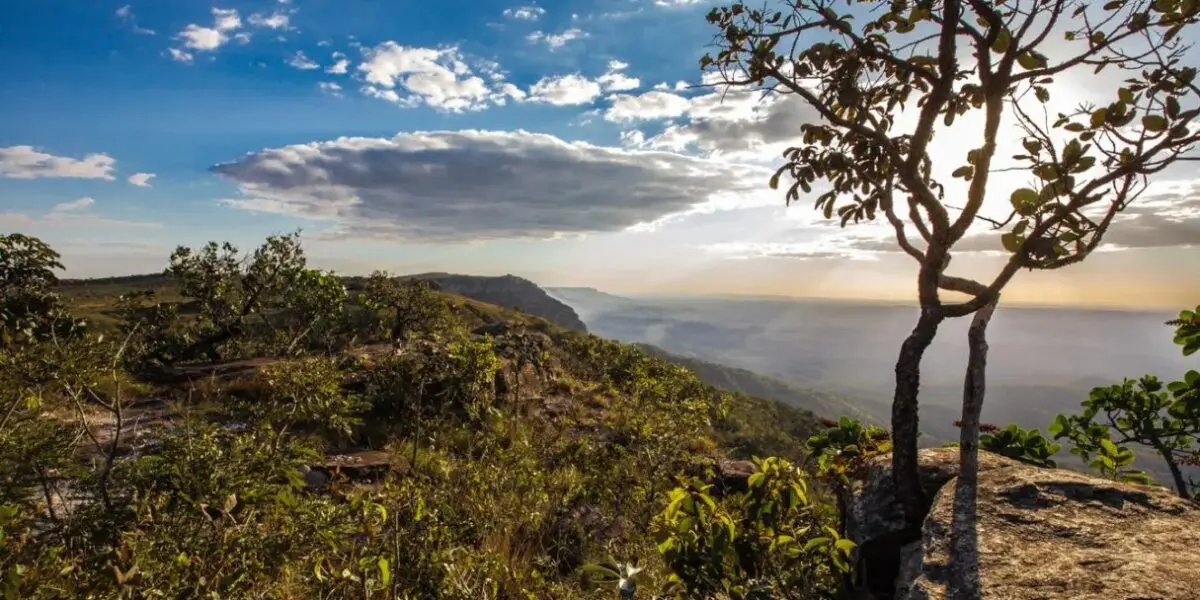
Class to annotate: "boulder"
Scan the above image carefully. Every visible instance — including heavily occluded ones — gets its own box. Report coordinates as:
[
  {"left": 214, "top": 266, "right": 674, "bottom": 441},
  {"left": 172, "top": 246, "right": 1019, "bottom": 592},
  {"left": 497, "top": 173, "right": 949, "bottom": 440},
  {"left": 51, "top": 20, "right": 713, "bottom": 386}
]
[
  {"left": 714, "top": 458, "right": 758, "bottom": 495},
  {"left": 900, "top": 460, "right": 1200, "bottom": 600},
  {"left": 848, "top": 448, "right": 1200, "bottom": 600}
]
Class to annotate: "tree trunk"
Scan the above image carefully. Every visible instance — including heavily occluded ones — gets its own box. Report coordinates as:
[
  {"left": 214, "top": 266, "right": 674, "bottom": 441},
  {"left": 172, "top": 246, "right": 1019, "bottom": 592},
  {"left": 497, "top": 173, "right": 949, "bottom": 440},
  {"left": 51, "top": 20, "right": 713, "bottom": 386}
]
[
  {"left": 947, "top": 297, "right": 998, "bottom": 600},
  {"left": 1150, "top": 437, "right": 1191, "bottom": 499},
  {"left": 893, "top": 306, "right": 944, "bottom": 526}
]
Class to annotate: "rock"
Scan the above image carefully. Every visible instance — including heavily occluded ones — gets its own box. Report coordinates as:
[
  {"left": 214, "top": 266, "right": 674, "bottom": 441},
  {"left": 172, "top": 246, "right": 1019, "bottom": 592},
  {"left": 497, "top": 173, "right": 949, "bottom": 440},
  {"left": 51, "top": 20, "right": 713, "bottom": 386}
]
[
  {"left": 848, "top": 448, "right": 1200, "bottom": 600},
  {"left": 900, "top": 461, "right": 1200, "bottom": 600},
  {"left": 847, "top": 448, "right": 1018, "bottom": 548},
  {"left": 714, "top": 458, "right": 757, "bottom": 495},
  {"left": 472, "top": 321, "right": 511, "bottom": 337}
]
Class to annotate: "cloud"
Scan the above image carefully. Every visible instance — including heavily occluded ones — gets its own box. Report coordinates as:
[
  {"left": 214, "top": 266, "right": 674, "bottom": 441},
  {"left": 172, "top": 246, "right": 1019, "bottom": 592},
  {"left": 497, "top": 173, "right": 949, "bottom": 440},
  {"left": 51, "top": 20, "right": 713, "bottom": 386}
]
[
  {"left": 605, "top": 90, "right": 691, "bottom": 122},
  {"left": 287, "top": 50, "right": 320, "bottom": 70},
  {"left": 116, "top": 5, "right": 155, "bottom": 35},
  {"left": 171, "top": 7, "right": 242, "bottom": 56},
  {"left": 357, "top": 42, "right": 522, "bottom": 111},
  {"left": 0, "top": 145, "right": 116, "bottom": 180},
  {"left": 597, "top": 59, "right": 640, "bottom": 92},
  {"left": 210, "top": 130, "right": 766, "bottom": 242},
  {"left": 325, "top": 52, "right": 349, "bottom": 74},
  {"left": 503, "top": 5, "right": 545, "bottom": 20},
  {"left": 318, "top": 81, "right": 344, "bottom": 97},
  {"left": 248, "top": 11, "right": 291, "bottom": 29},
  {"left": 2, "top": 198, "right": 160, "bottom": 230},
  {"left": 527, "top": 74, "right": 602, "bottom": 105},
  {"left": 127, "top": 172, "right": 155, "bottom": 187},
  {"left": 526, "top": 28, "right": 587, "bottom": 49},
  {"left": 167, "top": 48, "right": 194, "bottom": 63},
  {"left": 53, "top": 197, "right": 95, "bottom": 212}
]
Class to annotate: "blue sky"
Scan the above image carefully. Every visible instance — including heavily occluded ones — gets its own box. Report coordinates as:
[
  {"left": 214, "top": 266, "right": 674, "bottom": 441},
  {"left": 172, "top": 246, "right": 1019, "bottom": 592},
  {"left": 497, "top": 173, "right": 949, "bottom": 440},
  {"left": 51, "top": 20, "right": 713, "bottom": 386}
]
[{"left": 2, "top": 0, "right": 1198, "bottom": 308}]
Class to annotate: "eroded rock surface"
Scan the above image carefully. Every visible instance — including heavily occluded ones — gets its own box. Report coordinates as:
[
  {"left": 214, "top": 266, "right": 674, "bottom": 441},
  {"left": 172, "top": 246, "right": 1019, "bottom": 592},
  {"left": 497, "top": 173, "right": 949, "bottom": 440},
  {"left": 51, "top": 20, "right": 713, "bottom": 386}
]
[
  {"left": 901, "top": 460, "right": 1200, "bottom": 600},
  {"left": 850, "top": 448, "right": 1200, "bottom": 600}
]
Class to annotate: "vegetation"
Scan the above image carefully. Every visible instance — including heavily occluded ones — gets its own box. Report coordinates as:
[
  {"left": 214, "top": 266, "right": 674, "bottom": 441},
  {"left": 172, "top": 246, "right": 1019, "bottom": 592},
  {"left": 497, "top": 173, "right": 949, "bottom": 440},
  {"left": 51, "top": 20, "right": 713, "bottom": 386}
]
[
  {"left": 701, "top": 6, "right": 1199, "bottom": 598},
  {"left": 1051, "top": 315, "right": 1200, "bottom": 498},
  {"left": 1, "top": 232, "right": 859, "bottom": 599}
]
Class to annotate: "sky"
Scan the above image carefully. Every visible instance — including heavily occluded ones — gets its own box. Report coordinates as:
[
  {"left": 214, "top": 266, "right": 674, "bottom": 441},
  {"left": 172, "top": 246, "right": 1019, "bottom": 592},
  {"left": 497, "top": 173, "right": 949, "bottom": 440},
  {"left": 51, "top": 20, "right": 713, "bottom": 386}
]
[{"left": 1, "top": 0, "right": 1198, "bottom": 309}]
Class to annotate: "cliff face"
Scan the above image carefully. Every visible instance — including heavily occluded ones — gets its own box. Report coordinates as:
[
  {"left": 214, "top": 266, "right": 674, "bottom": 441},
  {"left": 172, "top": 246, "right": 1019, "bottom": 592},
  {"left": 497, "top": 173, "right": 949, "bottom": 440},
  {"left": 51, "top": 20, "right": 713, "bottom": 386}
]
[
  {"left": 417, "top": 274, "right": 589, "bottom": 333},
  {"left": 848, "top": 448, "right": 1200, "bottom": 599}
]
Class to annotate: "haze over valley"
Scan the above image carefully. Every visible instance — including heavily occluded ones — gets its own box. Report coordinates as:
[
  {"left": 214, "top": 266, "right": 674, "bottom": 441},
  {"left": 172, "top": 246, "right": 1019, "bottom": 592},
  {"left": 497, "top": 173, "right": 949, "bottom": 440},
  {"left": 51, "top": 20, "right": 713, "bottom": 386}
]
[{"left": 548, "top": 287, "right": 1193, "bottom": 443}]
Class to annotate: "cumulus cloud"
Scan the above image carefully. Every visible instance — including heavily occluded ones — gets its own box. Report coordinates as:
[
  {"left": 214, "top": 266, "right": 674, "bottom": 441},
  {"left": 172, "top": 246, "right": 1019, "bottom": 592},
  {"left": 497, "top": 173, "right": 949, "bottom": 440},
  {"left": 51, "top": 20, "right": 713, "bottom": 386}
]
[
  {"left": 0, "top": 146, "right": 116, "bottom": 180},
  {"left": 287, "top": 50, "right": 320, "bottom": 70},
  {"left": 503, "top": 5, "right": 545, "bottom": 19},
  {"left": 172, "top": 7, "right": 243, "bottom": 56},
  {"left": 210, "top": 130, "right": 767, "bottom": 242},
  {"left": 248, "top": 11, "right": 291, "bottom": 29},
  {"left": 526, "top": 28, "right": 587, "bottom": 49},
  {"left": 597, "top": 59, "right": 640, "bottom": 92},
  {"left": 116, "top": 5, "right": 155, "bottom": 35},
  {"left": 357, "top": 42, "right": 523, "bottom": 111},
  {"left": 127, "top": 172, "right": 155, "bottom": 187},
  {"left": 527, "top": 74, "right": 602, "bottom": 105},
  {"left": 605, "top": 90, "right": 691, "bottom": 122},
  {"left": 325, "top": 52, "right": 349, "bottom": 74}
]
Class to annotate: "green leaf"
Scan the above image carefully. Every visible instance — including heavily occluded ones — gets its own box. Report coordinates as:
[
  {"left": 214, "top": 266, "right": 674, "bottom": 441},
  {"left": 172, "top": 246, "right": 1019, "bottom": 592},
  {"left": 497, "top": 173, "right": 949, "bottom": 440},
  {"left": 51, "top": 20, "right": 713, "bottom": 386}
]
[
  {"left": 1010, "top": 188, "right": 1040, "bottom": 213},
  {"left": 991, "top": 29, "right": 1012, "bottom": 53},
  {"left": 1143, "top": 115, "right": 1168, "bottom": 132},
  {"left": 378, "top": 558, "right": 391, "bottom": 587},
  {"left": 1000, "top": 232, "right": 1021, "bottom": 253},
  {"left": 1017, "top": 52, "right": 1042, "bottom": 70},
  {"left": 804, "top": 537, "right": 832, "bottom": 552}
]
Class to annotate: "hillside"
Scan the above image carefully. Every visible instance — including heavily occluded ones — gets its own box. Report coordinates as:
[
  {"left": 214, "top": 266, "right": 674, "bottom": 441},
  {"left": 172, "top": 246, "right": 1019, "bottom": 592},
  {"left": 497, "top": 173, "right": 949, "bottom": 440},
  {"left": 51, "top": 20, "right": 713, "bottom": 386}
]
[
  {"left": 60, "top": 272, "right": 589, "bottom": 334},
  {"left": 6, "top": 235, "right": 841, "bottom": 599}
]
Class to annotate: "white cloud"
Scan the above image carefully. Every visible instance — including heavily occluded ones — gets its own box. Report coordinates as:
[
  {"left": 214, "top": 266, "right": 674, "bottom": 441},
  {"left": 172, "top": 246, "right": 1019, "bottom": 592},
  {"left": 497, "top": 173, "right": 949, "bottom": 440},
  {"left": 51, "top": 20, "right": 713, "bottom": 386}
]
[
  {"left": 503, "top": 5, "right": 546, "bottom": 19},
  {"left": 0, "top": 146, "right": 117, "bottom": 180},
  {"left": 2, "top": 198, "right": 160, "bottom": 231},
  {"left": 528, "top": 74, "right": 602, "bottom": 105},
  {"left": 357, "top": 42, "right": 521, "bottom": 112},
  {"left": 597, "top": 71, "right": 640, "bottom": 92},
  {"left": 287, "top": 50, "right": 320, "bottom": 70},
  {"left": 325, "top": 53, "right": 349, "bottom": 74},
  {"left": 171, "top": 7, "right": 242, "bottom": 56},
  {"left": 167, "top": 48, "right": 194, "bottom": 63},
  {"left": 126, "top": 172, "right": 155, "bottom": 187},
  {"left": 248, "top": 11, "right": 291, "bottom": 29},
  {"left": 210, "top": 130, "right": 769, "bottom": 241},
  {"left": 116, "top": 5, "right": 155, "bottom": 35},
  {"left": 54, "top": 197, "right": 96, "bottom": 212},
  {"left": 318, "top": 81, "right": 343, "bottom": 97},
  {"left": 605, "top": 90, "right": 691, "bottom": 122},
  {"left": 212, "top": 8, "right": 241, "bottom": 31},
  {"left": 526, "top": 28, "right": 587, "bottom": 49}
]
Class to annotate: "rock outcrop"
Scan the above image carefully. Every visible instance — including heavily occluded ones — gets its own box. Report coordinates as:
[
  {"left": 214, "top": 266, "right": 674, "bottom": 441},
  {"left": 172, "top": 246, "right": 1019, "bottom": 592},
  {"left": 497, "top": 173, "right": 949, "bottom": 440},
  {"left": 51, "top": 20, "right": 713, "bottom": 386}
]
[{"left": 850, "top": 448, "right": 1200, "bottom": 600}]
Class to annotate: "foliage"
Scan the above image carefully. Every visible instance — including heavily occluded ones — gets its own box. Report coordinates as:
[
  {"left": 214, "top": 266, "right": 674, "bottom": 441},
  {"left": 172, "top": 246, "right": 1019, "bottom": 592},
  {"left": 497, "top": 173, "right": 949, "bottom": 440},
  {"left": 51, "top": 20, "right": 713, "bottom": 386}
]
[
  {"left": 361, "top": 271, "right": 451, "bottom": 341},
  {"left": 805, "top": 416, "right": 892, "bottom": 482},
  {"left": 237, "top": 357, "right": 368, "bottom": 448},
  {"left": 1051, "top": 374, "right": 1198, "bottom": 497},
  {"left": 0, "top": 233, "right": 84, "bottom": 348},
  {"left": 976, "top": 423, "right": 1061, "bottom": 468},
  {"left": 1168, "top": 306, "right": 1200, "bottom": 357},
  {"left": 165, "top": 232, "right": 348, "bottom": 362},
  {"left": 652, "top": 458, "right": 852, "bottom": 599},
  {"left": 0, "top": 232, "right": 852, "bottom": 600}
]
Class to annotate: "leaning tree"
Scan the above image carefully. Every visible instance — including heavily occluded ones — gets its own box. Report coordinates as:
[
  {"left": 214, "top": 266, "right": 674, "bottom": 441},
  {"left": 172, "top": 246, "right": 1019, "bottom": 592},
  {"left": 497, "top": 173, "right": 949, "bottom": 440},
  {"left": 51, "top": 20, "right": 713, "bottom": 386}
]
[{"left": 701, "top": 0, "right": 1199, "bottom": 588}]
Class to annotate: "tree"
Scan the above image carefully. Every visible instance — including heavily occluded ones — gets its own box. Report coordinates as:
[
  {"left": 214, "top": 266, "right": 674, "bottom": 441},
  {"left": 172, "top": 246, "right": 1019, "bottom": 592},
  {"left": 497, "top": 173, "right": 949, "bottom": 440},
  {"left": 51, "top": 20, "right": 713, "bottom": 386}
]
[
  {"left": 701, "top": 0, "right": 1200, "bottom": 550},
  {"left": 1051, "top": 313, "right": 1200, "bottom": 499},
  {"left": 165, "top": 232, "right": 340, "bottom": 362},
  {"left": 361, "top": 271, "right": 449, "bottom": 342},
  {"left": 0, "top": 233, "right": 83, "bottom": 349}
]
